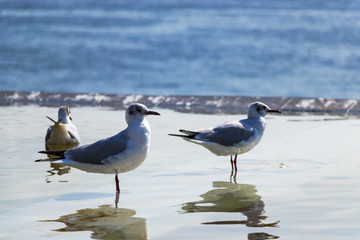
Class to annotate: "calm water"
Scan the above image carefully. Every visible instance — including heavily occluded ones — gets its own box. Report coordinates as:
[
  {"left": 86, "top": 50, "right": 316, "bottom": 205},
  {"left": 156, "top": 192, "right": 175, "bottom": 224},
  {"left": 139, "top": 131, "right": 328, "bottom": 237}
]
[
  {"left": 1, "top": 0, "right": 360, "bottom": 99},
  {"left": 0, "top": 106, "right": 359, "bottom": 239}
]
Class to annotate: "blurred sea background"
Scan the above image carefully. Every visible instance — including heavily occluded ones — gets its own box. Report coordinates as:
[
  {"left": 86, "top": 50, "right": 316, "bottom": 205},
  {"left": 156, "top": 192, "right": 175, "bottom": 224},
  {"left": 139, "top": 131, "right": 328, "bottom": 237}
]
[{"left": 1, "top": 0, "right": 360, "bottom": 99}]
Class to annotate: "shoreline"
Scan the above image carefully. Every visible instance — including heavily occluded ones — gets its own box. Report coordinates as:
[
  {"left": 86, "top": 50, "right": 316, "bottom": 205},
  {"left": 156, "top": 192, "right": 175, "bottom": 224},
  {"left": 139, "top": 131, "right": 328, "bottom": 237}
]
[{"left": 1, "top": 90, "right": 359, "bottom": 116}]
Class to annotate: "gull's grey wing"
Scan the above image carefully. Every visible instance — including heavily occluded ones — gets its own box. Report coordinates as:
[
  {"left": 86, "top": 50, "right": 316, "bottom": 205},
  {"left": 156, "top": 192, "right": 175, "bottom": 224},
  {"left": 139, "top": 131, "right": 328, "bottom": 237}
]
[
  {"left": 66, "top": 124, "right": 80, "bottom": 142},
  {"left": 45, "top": 126, "right": 52, "bottom": 141},
  {"left": 68, "top": 131, "right": 76, "bottom": 140},
  {"left": 196, "top": 122, "right": 255, "bottom": 146},
  {"left": 64, "top": 131, "right": 128, "bottom": 164}
]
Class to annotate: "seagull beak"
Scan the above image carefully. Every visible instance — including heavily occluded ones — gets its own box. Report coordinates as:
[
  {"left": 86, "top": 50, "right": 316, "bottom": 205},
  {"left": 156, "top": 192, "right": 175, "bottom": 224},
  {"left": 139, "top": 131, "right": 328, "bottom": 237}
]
[
  {"left": 146, "top": 110, "right": 160, "bottom": 116},
  {"left": 268, "top": 109, "right": 282, "bottom": 113}
]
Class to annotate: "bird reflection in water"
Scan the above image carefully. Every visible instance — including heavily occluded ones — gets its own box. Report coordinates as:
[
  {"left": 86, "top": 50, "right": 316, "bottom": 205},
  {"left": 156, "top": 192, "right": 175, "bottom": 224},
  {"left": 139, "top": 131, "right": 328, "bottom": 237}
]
[
  {"left": 182, "top": 181, "right": 279, "bottom": 239},
  {"left": 41, "top": 205, "right": 148, "bottom": 240},
  {"left": 230, "top": 169, "right": 238, "bottom": 184},
  {"left": 42, "top": 137, "right": 78, "bottom": 180}
]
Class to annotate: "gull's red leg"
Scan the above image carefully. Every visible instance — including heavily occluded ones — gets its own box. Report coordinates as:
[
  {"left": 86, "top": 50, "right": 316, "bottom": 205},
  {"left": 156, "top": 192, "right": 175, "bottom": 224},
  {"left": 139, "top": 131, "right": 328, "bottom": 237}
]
[
  {"left": 234, "top": 155, "right": 238, "bottom": 172},
  {"left": 115, "top": 173, "right": 120, "bottom": 193},
  {"left": 115, "top": 170, "right": 120, "bottom": 208}
]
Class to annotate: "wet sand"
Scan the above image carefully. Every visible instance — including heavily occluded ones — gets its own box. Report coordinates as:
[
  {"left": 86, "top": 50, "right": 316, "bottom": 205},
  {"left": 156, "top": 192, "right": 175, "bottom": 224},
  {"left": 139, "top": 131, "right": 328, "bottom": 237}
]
[{"left": 0, "top": 105, "right": 359, "bottom": 239}]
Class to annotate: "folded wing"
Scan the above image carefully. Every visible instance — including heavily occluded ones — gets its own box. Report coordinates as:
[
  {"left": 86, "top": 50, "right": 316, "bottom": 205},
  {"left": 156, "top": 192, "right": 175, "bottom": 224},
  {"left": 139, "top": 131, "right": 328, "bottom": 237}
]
[
  {"left": 196, "top": 122, "right": 256, "bottom": 146},
  {"left": 64, "top": 131, "right": 129, "bottom": 164}
]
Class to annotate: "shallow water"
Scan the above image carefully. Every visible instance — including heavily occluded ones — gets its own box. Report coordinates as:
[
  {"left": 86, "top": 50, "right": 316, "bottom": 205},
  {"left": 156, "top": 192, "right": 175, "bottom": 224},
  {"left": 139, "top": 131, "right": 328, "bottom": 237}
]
[{"left": 0, "top": 106, "right": 359, "bottom": 239}]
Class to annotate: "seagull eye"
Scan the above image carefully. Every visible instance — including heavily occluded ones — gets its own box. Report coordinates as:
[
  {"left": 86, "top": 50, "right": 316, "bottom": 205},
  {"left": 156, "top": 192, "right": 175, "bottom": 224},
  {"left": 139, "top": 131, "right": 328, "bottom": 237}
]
[
  {"left": 263, "top": 106, "right": 266, "bottom": 110},
  {"left": 256, "top": 107, "right": 261, "bottom": 112},
  {"left": 136, "top": 108, "right": 141, "bottom": 113}
]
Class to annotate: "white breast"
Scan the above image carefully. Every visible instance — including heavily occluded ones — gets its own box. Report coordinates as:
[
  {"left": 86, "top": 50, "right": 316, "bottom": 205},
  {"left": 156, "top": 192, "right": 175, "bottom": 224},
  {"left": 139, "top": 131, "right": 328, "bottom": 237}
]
[{"left": 111, "top": 119, "right": 151, "bottom": 173}]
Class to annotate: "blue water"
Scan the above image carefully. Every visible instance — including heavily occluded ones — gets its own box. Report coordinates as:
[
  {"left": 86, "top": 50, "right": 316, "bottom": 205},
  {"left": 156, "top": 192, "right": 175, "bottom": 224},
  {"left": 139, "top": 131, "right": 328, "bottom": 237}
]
[{"left": 1, "top": 0, "right": 360, "bottom": 99}]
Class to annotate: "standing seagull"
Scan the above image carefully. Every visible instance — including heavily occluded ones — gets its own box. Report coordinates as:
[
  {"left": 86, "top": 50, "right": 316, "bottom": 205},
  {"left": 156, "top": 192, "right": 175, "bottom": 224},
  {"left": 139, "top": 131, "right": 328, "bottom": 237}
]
[
  {"left": 45, "top": 106, "right": 81, "bottom": 151},
  {"left": 38, "top": 103, "right": 160, "bottom": 206},
  {"left": 169, "top": 102, "right": 281, "bottom": 172}
]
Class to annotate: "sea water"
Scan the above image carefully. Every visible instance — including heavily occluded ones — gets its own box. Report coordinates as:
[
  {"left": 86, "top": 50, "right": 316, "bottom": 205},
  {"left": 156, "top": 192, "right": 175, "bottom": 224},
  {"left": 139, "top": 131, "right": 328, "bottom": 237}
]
[{"left": 1, "top": 0, "right": 360, "bottom": 99}]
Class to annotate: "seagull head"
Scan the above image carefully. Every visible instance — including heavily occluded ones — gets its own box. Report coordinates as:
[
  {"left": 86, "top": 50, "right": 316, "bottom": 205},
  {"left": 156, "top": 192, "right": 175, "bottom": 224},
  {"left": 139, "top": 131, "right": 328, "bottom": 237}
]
[
  {"left": 58, "top": 106, "right": 72, "bottom": 123},
  {"left": 248, "top": 102, "right": 281, "bottom": 118},
  {"left": 126, "top": 103, "right": 160, "bottom": 124}
]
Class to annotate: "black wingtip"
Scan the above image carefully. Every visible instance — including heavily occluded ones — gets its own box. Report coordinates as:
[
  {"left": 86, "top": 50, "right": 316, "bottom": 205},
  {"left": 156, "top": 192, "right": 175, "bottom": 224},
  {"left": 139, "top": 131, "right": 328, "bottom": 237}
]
[
  {"left": 179, "top": 129, "right": 198, "bottom": 137},
  {"left": 38, "top": 150, "right": 65, "bottom": 157},
  {"left": 35, "top": 158, "right": 50, "bottom": 162},
  {"left": 168, "top": 133, "right": 189, "bottom": 138}
]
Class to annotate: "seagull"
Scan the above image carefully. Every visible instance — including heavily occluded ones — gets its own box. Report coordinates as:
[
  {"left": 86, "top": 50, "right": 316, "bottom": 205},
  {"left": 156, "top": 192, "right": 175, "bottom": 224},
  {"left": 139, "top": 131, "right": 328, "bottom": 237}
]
[
  {"left": 45, "top": 106, "right": 80, "bottom": 151},
  {"left": 169, "top": 102, "right": 281, "bottom": 172},
  {"left": 38, "top": 103, "right": 160, "bottom": 205}
]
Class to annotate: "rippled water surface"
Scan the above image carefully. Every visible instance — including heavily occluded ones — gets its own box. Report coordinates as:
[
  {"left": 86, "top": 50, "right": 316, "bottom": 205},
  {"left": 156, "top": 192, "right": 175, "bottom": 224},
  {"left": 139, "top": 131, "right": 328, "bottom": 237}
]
[
  {"left": 1, "top": 0, "right": 360, "bottom": 98},
  {"left": 0, "top": 106, "right": 359, "bottom": 239}
]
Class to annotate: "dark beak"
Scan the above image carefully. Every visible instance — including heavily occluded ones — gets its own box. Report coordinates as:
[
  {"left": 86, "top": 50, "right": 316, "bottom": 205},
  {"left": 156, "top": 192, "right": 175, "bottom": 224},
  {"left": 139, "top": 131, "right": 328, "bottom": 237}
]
[
  {"left": 146, "top": 110, "right": 160, "bottom": 116},
  {"left": 268, "top": 109, "right": 282, "bottom": 113}
]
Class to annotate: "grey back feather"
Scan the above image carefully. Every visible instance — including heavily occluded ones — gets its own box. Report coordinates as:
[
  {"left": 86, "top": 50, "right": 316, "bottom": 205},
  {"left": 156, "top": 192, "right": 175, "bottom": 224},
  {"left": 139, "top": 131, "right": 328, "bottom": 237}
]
[
  {"left": 64, "top": 130, "right": 129, "bottom": 164},
  {"left": 196, "top": 122, "right": 255, "bottom": 146}
]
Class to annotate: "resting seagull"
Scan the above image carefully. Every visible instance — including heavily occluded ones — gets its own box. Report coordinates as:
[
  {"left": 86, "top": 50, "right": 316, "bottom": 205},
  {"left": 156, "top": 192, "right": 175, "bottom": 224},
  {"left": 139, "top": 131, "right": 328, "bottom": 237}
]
[
  {"left": 169, "top": 102, "right": 281, "bottom": 172},
  {"left": 38, "top": 103, "right": 160, "bottom": 206},
  {"left": 45, "top": 106, "right": 80, "bottom": 151}
]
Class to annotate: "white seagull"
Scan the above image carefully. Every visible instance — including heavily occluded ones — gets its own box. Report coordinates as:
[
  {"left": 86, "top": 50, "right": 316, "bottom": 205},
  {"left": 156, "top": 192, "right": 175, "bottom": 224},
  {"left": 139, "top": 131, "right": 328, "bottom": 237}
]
[
  {"left": 38, "top": 103, "right": 160, "bottom": 203},
  {"left": 169, "top": 102, "right": 281, "bottom": 172},
  {"left": 45, "top": 106, "right": 81, "bottom": 151}
]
